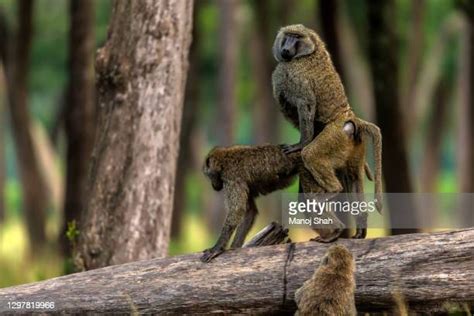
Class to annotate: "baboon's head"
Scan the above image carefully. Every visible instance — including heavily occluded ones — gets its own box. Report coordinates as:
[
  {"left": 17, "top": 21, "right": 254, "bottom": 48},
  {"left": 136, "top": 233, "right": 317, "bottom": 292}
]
[
  {"left": 203, "top": 148, "right": 224, "bottom": 191},
  {"left": 273, "top": 24, "right": 317, "bottom": 62},
  {"left": 319, "top": 244, "right": 354, "bottom": 273}
]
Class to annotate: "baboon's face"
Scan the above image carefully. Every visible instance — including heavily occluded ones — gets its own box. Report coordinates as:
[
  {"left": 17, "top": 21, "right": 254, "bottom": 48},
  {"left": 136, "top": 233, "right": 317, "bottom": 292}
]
[
  {"left": 203, "top": 153, "right": 224, "bottom": 191},
  {"left": 273, "top": 24, "right": 316, "bottom": 62}
]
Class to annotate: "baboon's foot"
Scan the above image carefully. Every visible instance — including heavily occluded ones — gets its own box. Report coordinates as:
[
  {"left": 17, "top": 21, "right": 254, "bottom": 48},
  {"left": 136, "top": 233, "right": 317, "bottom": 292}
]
[
  {"left": 352, "top": 228, "right": 367, "bottom": 239},
  {"left": 310, "top": 229, "right": 342, "bottom": 243},
  {"left": 200, "top": 247, "right": 225, "bottom": 263},
  {"left": 281, "top": 143, "right": 303, "bottom": 154}
]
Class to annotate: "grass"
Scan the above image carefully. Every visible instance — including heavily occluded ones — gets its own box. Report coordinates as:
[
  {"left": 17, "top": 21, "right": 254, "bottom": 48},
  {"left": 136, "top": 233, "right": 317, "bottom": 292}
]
[{"left": 0, "top": 217, "right": 63, "bottom": 288}]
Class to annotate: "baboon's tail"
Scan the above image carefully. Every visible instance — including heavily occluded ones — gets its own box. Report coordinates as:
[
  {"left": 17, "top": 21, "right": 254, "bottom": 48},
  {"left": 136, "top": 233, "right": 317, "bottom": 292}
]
[
  {"left": 356, "top": 118, "right": 383, "bottom": 213},
  {"left": 364, "top": 163, "right": 374, "bottom": 181}
]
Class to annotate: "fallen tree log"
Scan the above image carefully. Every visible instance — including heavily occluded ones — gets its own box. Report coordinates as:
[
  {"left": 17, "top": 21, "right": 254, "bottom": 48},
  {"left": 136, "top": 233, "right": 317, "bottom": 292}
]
[{"left": 0, "top": 229, "right": 473, "bottom": 314}]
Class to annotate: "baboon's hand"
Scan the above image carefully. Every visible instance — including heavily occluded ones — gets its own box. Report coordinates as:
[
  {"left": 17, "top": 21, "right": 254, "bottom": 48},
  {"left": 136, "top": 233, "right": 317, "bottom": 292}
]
[
  {"left": 281, "top": 143, "right": 303, "bottom": 154},
  {"left": 200, "top": 247, "right": 225, "bottom": 263}
]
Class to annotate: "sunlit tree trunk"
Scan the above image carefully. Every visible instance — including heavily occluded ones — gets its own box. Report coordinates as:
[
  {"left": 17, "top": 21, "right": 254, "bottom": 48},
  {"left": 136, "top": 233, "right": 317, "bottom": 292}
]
[
  {"left": 171, "top": 1, "right": 201, "bottom": 239},
  {"left": 458, "top": 2, "right": 474, "bottom": 224},
  {"left": 7, "top": 0, "right": 49, "bottom": 251},
  {"left": 420, "top": 74, "right": 452, "bottom": 227},
  {"left": 421, "top": 76, "right": 451, "bottom": 192},
  {"left": 366, "top": 0, "right": 418, "bottom": 235},
  {"left": 77, "top": 0, "right": 193, "bottom": 270},
  {"left": 61, "top": 0, "right": 96, "bottom": 257},
  {"left": 0, "top": 12, "right": 6, "bottom": 225},
  {"left": 0, "top": 63, "right": 5, "bottom": 224}
]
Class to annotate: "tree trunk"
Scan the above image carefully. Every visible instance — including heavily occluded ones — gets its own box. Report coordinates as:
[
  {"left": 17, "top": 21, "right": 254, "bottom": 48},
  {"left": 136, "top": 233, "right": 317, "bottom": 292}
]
[
  {"left": 318, "top": 0, "right": 344, "bottom": 83},
  {"left": 216, "top": 0, "right": 237, "bottom": 145},
  {"left": 61, "top": 0, "right": 96, "bottom": 257},
  {"left": 251, "top": 0, "right": 279, "bottom": 144},
  {"left": 0, "top": 13, "right": 6, "bottom": 224},
  {"left": 1, "top": 229, "right": 473, "bottom": 314},
  {"left": 421, "top": 76, "right": 451, "bottom": 192},
  {"left": 456, "top": 8, "right": 471, "bottom": 223},
  {"left": 366, "top": 0, "right": 418, "bottom": 235},
  {"left": 337, "top": 2, "right": 374, "bottom": 121},
  {"left": 77, "top": 0, "right": 194, "bottom": 270},
  {"left": 467, "top": 8, "right": 474, "bottom": 225},
  {"left": 419, "top": 74, "right": 452, "bottom": 227},
  {"left": 401, "top": 0, "right": 425, "bottom": 129},
  {"left": 208, "top": 0, "right": 238, "bottom": 233},
  {"left": 7, "top": 0, "right": 49, "bottom": 252},
  {"left": 0, "top": 63, "right": 5, "bottom": 224},
  {"left": 171, "top": 1, "right": 201, "bottom": 239}
]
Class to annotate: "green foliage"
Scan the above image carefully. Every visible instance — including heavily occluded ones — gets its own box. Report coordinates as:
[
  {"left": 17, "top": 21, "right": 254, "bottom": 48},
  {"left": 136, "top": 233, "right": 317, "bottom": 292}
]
[{"left": 66, "top": 220, "right": 79, "bottom": 244}]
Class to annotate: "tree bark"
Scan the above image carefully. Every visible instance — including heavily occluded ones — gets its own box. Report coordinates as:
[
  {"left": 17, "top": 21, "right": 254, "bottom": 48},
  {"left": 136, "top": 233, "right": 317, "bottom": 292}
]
[
  {"left": 1, "top": 229, "right": 473, "bottom": 314},
  {"left": 61, "top": 0, "right": 96, "bottom": 257},
  {"left": 366, "top": 0, "right": 418, "bottom": 235},
  {"left": 171, "top": 1, "right": 201, "bottom": 239},
  {"left": 6, "top": 0, "right": 49, "bottom": 251},
  {"left": 77, "top": 0, "right": 194, "bottom": 270}
]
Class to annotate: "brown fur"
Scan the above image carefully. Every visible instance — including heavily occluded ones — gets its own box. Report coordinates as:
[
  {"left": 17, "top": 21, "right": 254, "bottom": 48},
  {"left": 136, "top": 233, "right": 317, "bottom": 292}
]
[
  {"left": 294, "top": 244, "right": 356, "bottom": 316},
  {"left": 201, "top": 144, "right": 302, "bottom": 262},
  {"left": 272, "top": 24, "right": 383, "bottom": 240}
]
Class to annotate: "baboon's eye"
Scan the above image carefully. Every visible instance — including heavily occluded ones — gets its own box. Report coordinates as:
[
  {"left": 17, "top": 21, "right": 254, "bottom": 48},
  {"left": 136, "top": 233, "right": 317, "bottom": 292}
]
[
  {"left": 286, "top": 32, "right": 302, "bottom": 38},
  {"left": 205, "top": 157, "right": 210, "bottom": 168}
]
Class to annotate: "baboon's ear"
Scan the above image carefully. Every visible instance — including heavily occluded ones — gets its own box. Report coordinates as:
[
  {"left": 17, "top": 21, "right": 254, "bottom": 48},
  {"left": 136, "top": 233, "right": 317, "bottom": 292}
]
[{"left": 343, "top": 121, "right": 356, "bottom": 138}]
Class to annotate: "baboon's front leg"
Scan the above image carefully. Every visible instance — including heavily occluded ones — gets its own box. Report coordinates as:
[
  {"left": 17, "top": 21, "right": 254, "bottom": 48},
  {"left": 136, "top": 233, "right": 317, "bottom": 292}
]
[
  {"left": 201, "top": 183, "right": 248, "bottom": 263},
  {"left": 230, "top": 198, "right": 258, "bottom": 248}
]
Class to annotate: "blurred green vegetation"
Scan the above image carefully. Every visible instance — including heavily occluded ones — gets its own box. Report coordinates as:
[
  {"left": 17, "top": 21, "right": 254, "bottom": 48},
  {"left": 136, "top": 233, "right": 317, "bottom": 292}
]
[{"left": 0, "top": 0, "right": 465, "bottom": 289}]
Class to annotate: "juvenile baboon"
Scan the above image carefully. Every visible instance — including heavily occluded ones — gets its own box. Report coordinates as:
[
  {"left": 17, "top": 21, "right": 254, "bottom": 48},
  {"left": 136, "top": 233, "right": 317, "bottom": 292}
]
[
  {"left": 294, "top": 244, "right": 356, "bottom": 316},
  {"left": 272, "top": 24, "right": 383, "bottom": 240},
  {"left": 201, "top": 144, "right": 344, "bottom": 262}
]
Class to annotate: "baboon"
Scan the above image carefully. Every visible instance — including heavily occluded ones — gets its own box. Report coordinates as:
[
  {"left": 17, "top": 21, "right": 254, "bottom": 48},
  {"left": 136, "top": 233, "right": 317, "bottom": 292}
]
[
  {"left": 295, "top": 244, "right": 356, "bottom": 316},
  {"left": 201, "top": 144, "right": 344, "bottom": 262},
  {"left": 272, "top": 24, "right": 383, "bottom": 240},
  {"left": 298, "top": 118, "right": 382, "bottom": 241}
]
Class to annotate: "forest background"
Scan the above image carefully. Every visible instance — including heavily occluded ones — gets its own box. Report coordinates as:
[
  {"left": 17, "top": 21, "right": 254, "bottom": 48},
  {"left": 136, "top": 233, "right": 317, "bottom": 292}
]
[{"left": 0, "top": 0, "right": 472, "bottom": 287}]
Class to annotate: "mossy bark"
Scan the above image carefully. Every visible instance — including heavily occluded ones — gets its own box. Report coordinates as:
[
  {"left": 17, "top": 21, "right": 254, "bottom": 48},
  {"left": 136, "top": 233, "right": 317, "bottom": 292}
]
[{"left": 77, "top": 0, "right": 194, "bottom": 270}]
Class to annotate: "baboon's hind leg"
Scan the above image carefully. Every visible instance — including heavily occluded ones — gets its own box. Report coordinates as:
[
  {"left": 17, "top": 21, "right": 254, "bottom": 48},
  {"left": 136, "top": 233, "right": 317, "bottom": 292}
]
[
  {"left": 353, "top": 174, "right": 367, "bottom": 239},
  {"left": 299, "top": 168, "right": 345, "bottom": 242}
]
